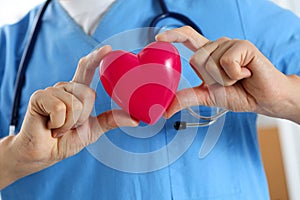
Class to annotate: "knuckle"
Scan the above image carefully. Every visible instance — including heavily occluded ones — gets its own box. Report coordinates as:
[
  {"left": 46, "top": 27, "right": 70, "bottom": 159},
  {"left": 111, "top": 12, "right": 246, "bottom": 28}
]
[
  {"left": 237, "top": 39, "right": 252, "bottom": 47},
  {"left": 44, "top": 86, "right": 57, "bottom": 93},
  {"left": 216, "top": 37, "right": 230, "bottom": 43},
  {"left": 190, "top": 51, "right": 203, "bottom": 67},
  {"left": 30, "top": 90, "right": 44, "bottom": 101},
  {"left": 183, "top": 25, "right": 193, "bottom": 31},
  {"left": 220, "top": 57, "right": 240, "bottom": 79},
  {"left": 220, "top": 55, "right": 234, "bottom": 67},
  {"left": 53, "top": 102, "right": 66, "bottom": 114},
  {"left": 54, "top": 81, "right": 68, "bottom": 87},
  {"left": 181, "top": 25, "right": 197, "bottom": 35},
  {"left": 78, "top": 57, "right": 87, "bottom": 68},
  {"left": 189, "top": 54, "right": 198, "bottom": 66},
  {"left": 29, "top": 90, "right": 45, "bottom": 111},
  {"left": 72, "top": 100, "right": 83, "bottom": 112}
]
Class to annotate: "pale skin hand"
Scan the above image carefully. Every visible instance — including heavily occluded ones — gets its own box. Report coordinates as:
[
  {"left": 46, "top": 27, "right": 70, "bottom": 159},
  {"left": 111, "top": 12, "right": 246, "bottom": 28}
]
[
  {"left": 156, "top": 26, "right": 300, "bottom": 124},
  {"left": 0, "top": 46, "right": 138, "bottom": 189}
]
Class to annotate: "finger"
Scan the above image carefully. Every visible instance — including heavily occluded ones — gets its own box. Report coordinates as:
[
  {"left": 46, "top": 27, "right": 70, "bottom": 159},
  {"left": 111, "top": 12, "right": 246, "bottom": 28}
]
[
  {"left": 72, "top": 45, "right": 112, "bottom": 85},
  {"left": 204, "top": 39, "right": 239, "bottom": 86},
  {"left": 29, "top": 90, "right": 66, "bottom": 130},
  {"left": 58, "top": 82, "right": 96, "bottom": 126},
  {"left": 220, "top": 40, "right": 253, "bottom": 80},
  {"left": 165, "top": 86, "right": 213, "bottom": 118},
  {"left": 87, "top": 110, "right": 139, "bottom": 142},
  {"left": 44, "top": 87, "right": 83, "bottom": 134},
  {"left": 206, "top": 39, "right": 251, "bottom": 86},
  {"left": 190, "top": 42, "right": 219, "bottom": 85},
  {"left": 155, "top": 26, "right": 209, "bottom": 51}
]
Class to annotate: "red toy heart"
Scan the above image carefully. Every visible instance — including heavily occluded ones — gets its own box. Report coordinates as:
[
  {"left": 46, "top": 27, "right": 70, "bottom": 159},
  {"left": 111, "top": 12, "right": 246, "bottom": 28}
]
[{"left": 99, "top": 41, "right": 181, "bottom": 124}]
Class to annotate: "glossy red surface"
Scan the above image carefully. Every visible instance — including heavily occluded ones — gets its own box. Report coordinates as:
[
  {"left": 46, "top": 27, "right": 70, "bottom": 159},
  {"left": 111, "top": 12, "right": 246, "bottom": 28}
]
[{"left": 99, "top": 41, "right": 181, "bottom": 124}]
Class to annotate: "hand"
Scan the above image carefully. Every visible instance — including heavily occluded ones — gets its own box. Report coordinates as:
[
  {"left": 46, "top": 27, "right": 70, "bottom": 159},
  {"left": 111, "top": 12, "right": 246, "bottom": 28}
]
[
  {"left": 8, "top": 46, "right": 138, "bottom": 183},
  {"left": 156, "top": 26, "right": 292, "bottom": 119}
]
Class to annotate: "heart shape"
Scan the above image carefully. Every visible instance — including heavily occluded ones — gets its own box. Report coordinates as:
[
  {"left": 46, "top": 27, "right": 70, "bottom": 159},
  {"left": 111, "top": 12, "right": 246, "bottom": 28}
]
[{"left": 99, "top": 41, "right": 181, "bottom": 124}]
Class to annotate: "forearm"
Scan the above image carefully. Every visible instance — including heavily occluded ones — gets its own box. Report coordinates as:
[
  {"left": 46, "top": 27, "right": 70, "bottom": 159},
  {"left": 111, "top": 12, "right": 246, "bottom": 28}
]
[
  {"left": 280, "top": 74, "right": 300, "bottom": 124},
  {"left": 0, "top": 133, "right": 42, "bottom": 190},
  {"left": 0, "top": 136, "right": 24, "bottom": 189}
]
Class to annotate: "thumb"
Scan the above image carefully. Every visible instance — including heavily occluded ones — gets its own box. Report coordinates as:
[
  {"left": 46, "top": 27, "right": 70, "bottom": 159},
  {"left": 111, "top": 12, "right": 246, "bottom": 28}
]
[
  {"left": 165, "top": 86, "right": 212, "bottom": 118},
  {"left": 85, "top": 110, "right": 139, "bottom": 143}
]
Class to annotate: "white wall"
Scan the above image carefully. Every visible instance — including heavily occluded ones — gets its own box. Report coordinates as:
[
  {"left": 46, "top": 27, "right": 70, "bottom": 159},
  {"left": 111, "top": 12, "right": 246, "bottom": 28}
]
[
  {"left": 278, "top": 120, "right": 300, "bottom": 200},
  {"left": 0, "top": 0, "right": 44, "bottom": 26},
  {"left": 272, "top": 0, "right": 300, "bottom": 15}
]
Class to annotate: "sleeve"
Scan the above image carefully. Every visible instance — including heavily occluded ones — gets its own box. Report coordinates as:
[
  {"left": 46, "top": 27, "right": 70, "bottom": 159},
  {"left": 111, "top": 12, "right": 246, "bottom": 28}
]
[
  {"left": 237, "top": 0, "right": 300, "bottom": 75},
  {"left": 0, "top": 11, "right": 36, "bottom": 138},
  {"left": 0, "top": 26, "right": 9, "bottom": 138}
]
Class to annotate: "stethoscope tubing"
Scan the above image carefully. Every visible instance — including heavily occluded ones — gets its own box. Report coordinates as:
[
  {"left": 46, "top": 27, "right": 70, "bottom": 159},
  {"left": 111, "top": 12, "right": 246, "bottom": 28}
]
[
  {"left": 9, "top": 0, "right": 52, "bottom": 135},
  {"left": 174, "top": 108, "right": 228, "bottom": 130},
  {"left": 150, "top": 0, "right": 203, "bottom": 36},
  {"left": 150, "top": 12, "right": 203, "bottom": 35}
]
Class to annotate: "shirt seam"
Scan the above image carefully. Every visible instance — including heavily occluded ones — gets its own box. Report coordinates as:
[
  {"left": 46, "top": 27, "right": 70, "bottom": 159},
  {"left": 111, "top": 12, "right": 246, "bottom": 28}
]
[{"left": 235, "top": 0, "right": 247, "bottom": 40}]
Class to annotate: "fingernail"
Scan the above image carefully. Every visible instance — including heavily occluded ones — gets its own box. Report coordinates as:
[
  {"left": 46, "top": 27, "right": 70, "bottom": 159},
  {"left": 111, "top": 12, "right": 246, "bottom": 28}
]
[
  {"left": 130, "top": 116, "right": 140, "bottom": 126},
  {"left": 242, "top": 68, "right": 252, "bottom": 78},
  {"left": 155, "top": 32, "right": 167, "bottom": 41},
  {"left": 52, "top": 132, "right": 58, "bottom": 138},
  {"left": 132, "top": 120, "right": 140, "bottom": 127}
]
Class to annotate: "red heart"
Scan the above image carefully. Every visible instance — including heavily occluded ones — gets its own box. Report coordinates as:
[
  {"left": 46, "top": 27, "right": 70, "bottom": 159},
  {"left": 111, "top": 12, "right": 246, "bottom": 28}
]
[{"left": 99, "top": 41, "right": 181, "bottom": 124}]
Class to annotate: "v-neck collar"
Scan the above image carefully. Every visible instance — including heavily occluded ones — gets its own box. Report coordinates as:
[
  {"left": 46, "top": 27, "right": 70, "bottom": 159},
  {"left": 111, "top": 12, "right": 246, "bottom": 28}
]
[
  {"left": 92, "top": 0, "right": 126, "bottom": 42},
  {"left": 52, "top": 0, "right": 158, "bottom": 48},
  {"left": 53, "top": 0, "right": 100, "bottom": 46},
  {"left": 53, "top": 0, "right": 129, "bottom": 46}
]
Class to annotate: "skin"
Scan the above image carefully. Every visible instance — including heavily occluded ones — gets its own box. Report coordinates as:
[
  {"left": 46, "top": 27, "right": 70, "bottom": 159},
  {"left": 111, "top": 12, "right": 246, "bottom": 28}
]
[
  {"left": 0, "top": 46, "right": 138, "bottom": 189},
  {"left": 156, "top": 26, "right": 300, "bottom": 124}
]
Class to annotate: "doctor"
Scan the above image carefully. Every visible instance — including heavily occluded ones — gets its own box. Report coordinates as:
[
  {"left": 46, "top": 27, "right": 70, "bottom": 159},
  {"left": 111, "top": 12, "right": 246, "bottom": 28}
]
[{"left": 1, "top": 0, "right": 300, "bottom": 199}]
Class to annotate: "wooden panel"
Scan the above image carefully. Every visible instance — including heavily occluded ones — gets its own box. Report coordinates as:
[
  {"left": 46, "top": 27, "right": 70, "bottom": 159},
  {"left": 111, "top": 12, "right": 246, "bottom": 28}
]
[{"left": 258, "top": 127, "right": 289, "bottom": 200}]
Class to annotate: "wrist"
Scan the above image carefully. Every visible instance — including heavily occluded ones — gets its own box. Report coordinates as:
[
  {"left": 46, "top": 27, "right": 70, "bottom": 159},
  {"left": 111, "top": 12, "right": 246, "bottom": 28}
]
[{"left": 0, "top": 136, "right": 23, "bottom": 189}]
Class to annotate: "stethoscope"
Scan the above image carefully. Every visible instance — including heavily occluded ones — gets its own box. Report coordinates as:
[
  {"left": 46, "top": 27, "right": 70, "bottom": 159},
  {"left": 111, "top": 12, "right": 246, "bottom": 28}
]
[{"left": 9, "top": 0, "right": 227, "bottom": 135}]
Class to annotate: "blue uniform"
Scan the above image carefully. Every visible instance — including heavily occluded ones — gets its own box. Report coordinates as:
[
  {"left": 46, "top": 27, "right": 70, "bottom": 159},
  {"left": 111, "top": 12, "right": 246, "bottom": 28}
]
[{"left": 1, "top": 0, "right": 300, "bottom": 199}]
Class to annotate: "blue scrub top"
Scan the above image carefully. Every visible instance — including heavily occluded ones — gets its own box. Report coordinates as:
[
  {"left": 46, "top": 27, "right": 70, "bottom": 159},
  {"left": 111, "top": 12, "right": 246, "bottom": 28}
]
[{"left": 1, "top": 0, "right": 300, "bottom": 199}]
